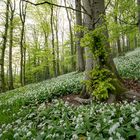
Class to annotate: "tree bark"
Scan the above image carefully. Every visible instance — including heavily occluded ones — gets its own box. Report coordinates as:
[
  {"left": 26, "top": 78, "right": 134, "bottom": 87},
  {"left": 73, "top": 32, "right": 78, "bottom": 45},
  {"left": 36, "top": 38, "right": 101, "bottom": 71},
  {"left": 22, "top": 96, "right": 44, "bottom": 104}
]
[
  {"left": 81, "top": 0, "right": 126, "bottom": 101},
  {"left": 126, "top": 36, "right": 130, "bottom": 51},
  {"left": 19, "top": 0, "right": 27, "bottom": 86},
  {"left": 50, "top": 6, "right": 57, "bottom": 77},
  {"left": 122, "top": 35, "right": 125, "bottom": 53},
  {"left": 61, "top": 30, "right": 65, "bottom": 74},
  {"left": 75, "top": 0, "right": 85, "bottom": 72},
  {"left": 64, "top": 0, "right": 75, "bottom": 71},
  {"left": 44, "top": 33, "right": 50, "bottom": 79},
  {"left": 8, "top": 0, "right": 15, "bottom": 90},
  {"left": 138, "top": 0, "right": 140, "bottom": 32},
  {"left": 54, "top": 9, "right": 60, "bottom": 76},
  {"left": 0, "top": 0, "right": 10, "bottom": 92},
  {"left": 81, "top": 0, "right": 94, "bottom": 98},
  {"left": 134, "top": 34, "right": 137, "bottom": 48}
]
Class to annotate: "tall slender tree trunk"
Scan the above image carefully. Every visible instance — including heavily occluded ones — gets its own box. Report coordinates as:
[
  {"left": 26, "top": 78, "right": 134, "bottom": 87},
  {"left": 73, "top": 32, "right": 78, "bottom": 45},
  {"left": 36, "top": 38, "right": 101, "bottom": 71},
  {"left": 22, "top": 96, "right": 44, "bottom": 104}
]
[
  {"left": 134, "top": 34, "right": 137, "bottom": 48},
  {"left": 19, "top": 0, "right": 27, "bottom": 86},
  {"left": 64, "top": 0, "right": 75, "bottom": 71},
  {"left": 75, "top": 0, "right": 85, "bottom": 72},
  {"left": 126, "top": 36, "right": 130, "bottom": 51},
  {"left": 0, "top": 0, "right": 10, "bottom": 92},
  {"left": 54, "top": 10, "right": 60, "bottom": 76},
  {"left": 8, "top": 0, "right": 15, "bottom": 90},
  {"left": 138, "top": 0, "right": 140, "bottom": 32},
  {"left": 61, "top": 30, "right": 65, "bottom": 74},
  {"left": 51, "top": 6, "right": 57, "bottom": 77},
  {"left": 114, "top": 1, "right": 121, "bottom": 55},
  {"left": 44, "top": 33, "right": 50, "bottom": 79},
  {"left": 122, "top": 35, "right": 125, "bottom": 53}
]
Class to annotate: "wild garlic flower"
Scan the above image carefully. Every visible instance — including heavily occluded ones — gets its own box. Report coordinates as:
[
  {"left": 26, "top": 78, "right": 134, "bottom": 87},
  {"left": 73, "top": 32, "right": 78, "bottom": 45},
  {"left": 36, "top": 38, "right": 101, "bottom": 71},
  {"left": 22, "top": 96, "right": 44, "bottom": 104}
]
[
  {"left": 131, "top": 117, "right": 139, "bottom": 124},
  {"left": 135, "top": 124, "right": 140, "bottom": 130},
  {"left": 109, "top": 122, "right": 120, "bottom": 135},
  {"left": 71, "top": 134, "right": 78, "bottom": 140},
  {"left": 119, "top": 117, "right": 124, "bottom": 123},
  {"left": 26, "top": 131, "right": 32, "bottom": 137}
]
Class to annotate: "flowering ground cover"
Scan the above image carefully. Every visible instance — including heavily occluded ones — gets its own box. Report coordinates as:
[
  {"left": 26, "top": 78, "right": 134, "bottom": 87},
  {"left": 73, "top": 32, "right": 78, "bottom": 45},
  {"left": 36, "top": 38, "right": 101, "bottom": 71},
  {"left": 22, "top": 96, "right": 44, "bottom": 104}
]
[
  {"left": 114, "top": 48, "right": 140, "bottom": 80},
  {"left": 1, "top": 48, "right": 140, "bottom": 139}
]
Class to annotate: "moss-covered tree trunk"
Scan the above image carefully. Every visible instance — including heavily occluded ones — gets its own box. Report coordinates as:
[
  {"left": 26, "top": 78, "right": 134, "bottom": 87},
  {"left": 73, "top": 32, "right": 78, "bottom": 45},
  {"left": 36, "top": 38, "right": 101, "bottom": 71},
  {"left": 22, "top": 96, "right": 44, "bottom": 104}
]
[
  {"left": 81, "top": 0, "right": 126, "bottom": 101},
  {"left": 75, "top": 0, "right": 85, "bottom": 72},
  {"left": 81, "top": 0, "right": 94, "bottom": 98}
]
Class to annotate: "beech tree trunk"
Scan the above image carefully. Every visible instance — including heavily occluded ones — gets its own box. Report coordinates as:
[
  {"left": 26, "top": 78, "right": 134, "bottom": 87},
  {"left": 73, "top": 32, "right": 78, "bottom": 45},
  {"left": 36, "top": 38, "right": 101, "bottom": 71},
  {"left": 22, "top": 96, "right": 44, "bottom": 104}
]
[
  {"left": 126, "top": 36, "right": 130, "bottom": 51},
  {"left": 122, "top": 35, "right": 125, "bottom": 52},
  {"left": 64, "top": 0, "right": 75, "bottom": 71},
  {"left": 8, "top": 0, "right": 15, "bottom": 90},
  {"left": 81, "top": 0, "right": 126, "bottom": 100},
  {"left": 50, "top": 6, "right": 57, "bottom": 77},
  {"left": 75, "top": 0, "right": 85, "bottom": 72},
  {"left": 114, "top": 17, "right": 121, "bottom": 55},
  {"left": 61, "top": 30, "right": 65, "bottom": 74},
  {"left": 81, "top": 0, "right": 94, "bottom": 98},
  {"left": 44, "top": 33, "right": 50, "bottom": 79},
  {"left": 134, "top": 34, "right": 137, "bottom": 48},
  {"left": 0, "top": 0, "right": 10, "bottom": 92},
  {"left": 54, "top": 9, "right": 60, "bottom": 76},
  {"left": 138, "top": 0, "right": 140, "bottom": 32},
  {"left": 19, "top": 0, "right": 27, "bottom": 86}
]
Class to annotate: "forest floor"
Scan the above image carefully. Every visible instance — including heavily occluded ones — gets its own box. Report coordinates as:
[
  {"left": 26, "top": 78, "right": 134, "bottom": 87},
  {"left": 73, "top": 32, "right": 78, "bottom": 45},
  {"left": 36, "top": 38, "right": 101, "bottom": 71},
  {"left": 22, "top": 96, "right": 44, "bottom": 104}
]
[
  {"left": 1, "top": 48, "right": 140, "bottom": 139},
  {"left": 59, "top": 79, "right": 140, "bottom": 106},
  {"left": 123, "top": 79, "right": 140, "bottom": 92}
]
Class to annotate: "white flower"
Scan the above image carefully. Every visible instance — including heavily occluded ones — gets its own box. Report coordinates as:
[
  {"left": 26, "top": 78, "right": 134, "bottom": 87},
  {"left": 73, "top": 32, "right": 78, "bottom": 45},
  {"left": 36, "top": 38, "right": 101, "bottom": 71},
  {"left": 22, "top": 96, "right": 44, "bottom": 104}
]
[
  {"left": 72, "top": 134, "right": 78, "bottom": 140},
  {"left": 131, "top": 117, "right": 139, "bottom": 124},
  {"left": 135, "top": 125, "right": 140, "bottom": 130},
  {"left": 136, "top": 110, "right": 140, "bottom": 116},
  {"left": 108, "top": 120, "right": 113, "bottom": 124},
  {"left": 131, "top": 114, "right": 135, "bottom": 118},
  {"left": 111, "top": 112, "right": 115, "bottom": 116},
  {"left": 119, "top": 117, "right": 124, "bottom": 123},
  {"left": 2, "top": 124, "right": 6, "bottom": 128},
  {"left": 96, "top": 123, "right": 101, "bottom": 131},
  {"left": 103, "top": 118, "right": 107, "bottom": 123},
  {"left": 63, "top": 123, "right": 66, "bottom": 127},
  {"left": 116, "top": 132, "right": 121, "bottom": 138},
  {"left": 38, "top": 103, "right": 46, "bottom": 110},
  {"left": 109, "top": 122, "right": 120, "bottom": 135},
  {"left": 28, "top": 122, "right": 33, "bottom": 128},
  {"left": 109, "top": 137, "right": 113, "bottom": 140},
  {"left": 28, "top": 113, "right": 35, "bottom": 118},
  {"left": 26, "top": 131, "right": 32, "bottom": 137},
  {"left": 13, "top": 133, "right": 19, "bottom": 138},
  {"left": 46, "top": 134, "right": 52, "bottom": 138},
  {"left": 22, "top": 126, "right": 28, "bottom": 132},
  {"left": 119, "top": 137, "right": 125, "bottom": 140},
  {"left": 40, "top": 131, "right": 45, "bottom": 136},
  {"left": 60, "top": 120, "right": 64, "bottom": 124},
  {"left": 15, "top": 119, "right": 21, "bottom": 124},
  {"left": 131, "top": 107, "right": 136, "bottom": 112},
  {"left": 75, "top": 124, "right": 79, "bottom": 129},
  {"left": 87, "top": 137, "right": 91, "bottom": 140},
  {"left": 48, "top": 125, "right": 53, "bottom": 129}
]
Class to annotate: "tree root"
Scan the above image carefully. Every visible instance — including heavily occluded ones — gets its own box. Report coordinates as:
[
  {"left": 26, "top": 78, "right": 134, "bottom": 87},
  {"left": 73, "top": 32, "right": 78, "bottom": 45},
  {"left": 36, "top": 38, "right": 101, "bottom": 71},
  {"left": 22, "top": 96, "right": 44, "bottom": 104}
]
[{"left": 119, "top": 90, "right": 140, "bottom": 102}]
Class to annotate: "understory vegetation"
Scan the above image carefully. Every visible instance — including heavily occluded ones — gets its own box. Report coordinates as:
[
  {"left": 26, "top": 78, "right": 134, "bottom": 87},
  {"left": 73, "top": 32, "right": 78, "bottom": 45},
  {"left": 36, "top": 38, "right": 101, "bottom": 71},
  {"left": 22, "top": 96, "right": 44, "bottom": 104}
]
[
  {"left": 0, "top": 48, "right": 140, "bottom": 139},
  {"left": 114, "top": 48, "right": 140, "bottom": 80}
]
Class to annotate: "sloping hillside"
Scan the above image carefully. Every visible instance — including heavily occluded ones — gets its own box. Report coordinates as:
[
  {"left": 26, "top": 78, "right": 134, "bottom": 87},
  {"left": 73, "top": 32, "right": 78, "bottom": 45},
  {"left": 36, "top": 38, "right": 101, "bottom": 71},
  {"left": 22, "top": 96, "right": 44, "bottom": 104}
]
[{"left": 1, "top": 49, "right": 140, "bottom": 139}]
